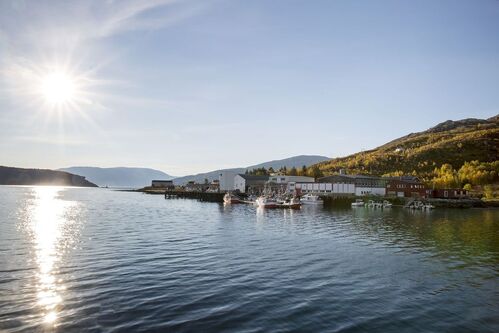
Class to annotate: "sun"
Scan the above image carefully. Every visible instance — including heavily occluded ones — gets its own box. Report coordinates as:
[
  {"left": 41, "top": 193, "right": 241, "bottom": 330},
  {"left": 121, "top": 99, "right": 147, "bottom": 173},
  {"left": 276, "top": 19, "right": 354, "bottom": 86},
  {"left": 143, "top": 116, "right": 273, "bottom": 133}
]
[{"left": 39, "top": 71, "right": 77, "bottom": 106}]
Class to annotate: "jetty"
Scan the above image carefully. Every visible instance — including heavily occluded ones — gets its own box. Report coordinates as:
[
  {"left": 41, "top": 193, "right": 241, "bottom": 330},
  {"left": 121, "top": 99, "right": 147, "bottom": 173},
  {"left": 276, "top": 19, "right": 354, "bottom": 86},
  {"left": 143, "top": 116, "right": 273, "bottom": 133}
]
[{"left": 140, "top": 188, "right": 225, "bottom": 202}]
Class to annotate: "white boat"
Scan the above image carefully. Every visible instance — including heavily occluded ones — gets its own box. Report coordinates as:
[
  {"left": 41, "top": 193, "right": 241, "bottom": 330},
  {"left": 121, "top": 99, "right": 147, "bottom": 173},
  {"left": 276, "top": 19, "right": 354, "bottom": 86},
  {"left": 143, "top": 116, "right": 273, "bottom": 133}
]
[
  {"left": 223, "top": 192, "right": 242, "bottom": 204},
  {"left": 422, "top": 203, "right": 435, "bottom": 210},
  {"left": 300, "top": 194, "right": 323, "bottom": 205},
  {"left": 256, "top": 196, "right": 278, "bottom": 208},
  {"left": 406, "top": 200, "right": 424, "bottom": 209},
  {"left": 366, "top": 200, "right": 383, "bottom": 208},
  {"left": 382, "top": 200, "right": 392, "bottom": 208},
  {"left": 351, "top": 199, "right": 364, "bottom": 207}
]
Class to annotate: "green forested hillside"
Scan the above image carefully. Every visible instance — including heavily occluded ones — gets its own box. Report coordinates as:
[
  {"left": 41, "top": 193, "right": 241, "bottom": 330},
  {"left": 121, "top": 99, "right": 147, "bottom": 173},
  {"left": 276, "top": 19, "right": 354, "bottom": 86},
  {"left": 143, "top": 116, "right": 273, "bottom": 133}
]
[{"left": 315, "top": 116, "right": 499, "bottom": 187}]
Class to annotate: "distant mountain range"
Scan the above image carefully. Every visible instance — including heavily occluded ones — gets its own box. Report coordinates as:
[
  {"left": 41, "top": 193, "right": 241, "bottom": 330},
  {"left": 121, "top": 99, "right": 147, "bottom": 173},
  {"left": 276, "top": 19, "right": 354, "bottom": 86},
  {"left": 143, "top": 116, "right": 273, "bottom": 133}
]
[
  {"left": 171, "top": 155, "right": 330, "bottom": 185},
  {"left": 58, "top": 167, "right": 175, "bottom": 188},
  {"left": 0, "top": 166, "right": 97, "bottom": 187},
  {"left": 313, "top": 115, "right": 499, "bottom": 177}
]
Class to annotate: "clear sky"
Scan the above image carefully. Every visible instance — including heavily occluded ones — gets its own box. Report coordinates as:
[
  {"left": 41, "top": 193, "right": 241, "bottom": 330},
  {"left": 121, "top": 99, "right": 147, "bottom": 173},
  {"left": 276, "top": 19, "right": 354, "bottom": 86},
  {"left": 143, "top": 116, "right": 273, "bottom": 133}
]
[{"left": 1, "top": 0, "right": 498, "bottom": 176}]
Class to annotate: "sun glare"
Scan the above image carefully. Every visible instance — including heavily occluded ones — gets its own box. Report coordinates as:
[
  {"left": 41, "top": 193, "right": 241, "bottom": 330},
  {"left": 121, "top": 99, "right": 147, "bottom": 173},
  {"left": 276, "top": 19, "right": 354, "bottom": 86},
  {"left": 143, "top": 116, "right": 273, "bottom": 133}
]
[{"left": 40, "top": 71, "right": 76, "bottom": 106}]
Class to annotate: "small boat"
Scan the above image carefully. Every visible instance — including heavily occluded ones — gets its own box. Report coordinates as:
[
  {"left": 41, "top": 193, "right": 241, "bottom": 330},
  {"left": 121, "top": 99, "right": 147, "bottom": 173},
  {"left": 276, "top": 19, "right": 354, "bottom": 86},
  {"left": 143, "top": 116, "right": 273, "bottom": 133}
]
[
  {"left": 366, "top": 200, "right": 383, "bottom": 208},
  {"left": 300, "top": 194, "right": 323, "bottom": 205},
  {"left": 351, "top": 199, "right": 364, "bottom": 207},
  {"left": 422, "top": 203, "right": 434, "bottom": 210},
  {"left": 223, "top": 192, "right": 242, "bottom": 204},
  {"left": 278, "top": 197, "right": 302, "bottom": 209},
  {"left": 405, "top": 200, "right": 424, "bottom": 209},
  {"left": 256, "top": 196, "right": 278, "bottom": 208},
  {"left": 382, "top": 200, "right": 392, "bottom": 208}
]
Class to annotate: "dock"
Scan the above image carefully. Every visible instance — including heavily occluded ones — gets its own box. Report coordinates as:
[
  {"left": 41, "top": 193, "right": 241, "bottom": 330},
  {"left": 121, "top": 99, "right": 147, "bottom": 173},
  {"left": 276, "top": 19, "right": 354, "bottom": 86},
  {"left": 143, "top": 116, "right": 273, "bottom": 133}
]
[{"left": 140, "top": 189, "right": 225, "bottom": 202}]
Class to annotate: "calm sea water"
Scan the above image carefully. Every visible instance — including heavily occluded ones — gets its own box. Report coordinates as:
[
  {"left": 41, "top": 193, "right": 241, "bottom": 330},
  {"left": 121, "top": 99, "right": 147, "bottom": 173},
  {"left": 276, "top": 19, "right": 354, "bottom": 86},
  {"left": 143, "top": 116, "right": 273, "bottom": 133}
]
[{"left": 0, "top": 186, "right": 498, "bottom": 333}]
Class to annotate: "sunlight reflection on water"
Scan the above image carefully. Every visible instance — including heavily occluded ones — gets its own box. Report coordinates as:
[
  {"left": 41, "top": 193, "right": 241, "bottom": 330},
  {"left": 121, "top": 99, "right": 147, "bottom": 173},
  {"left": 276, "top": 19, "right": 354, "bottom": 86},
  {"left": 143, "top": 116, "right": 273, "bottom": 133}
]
[{"left": 25, "top": 187, "right": 79, "bottom": 326}]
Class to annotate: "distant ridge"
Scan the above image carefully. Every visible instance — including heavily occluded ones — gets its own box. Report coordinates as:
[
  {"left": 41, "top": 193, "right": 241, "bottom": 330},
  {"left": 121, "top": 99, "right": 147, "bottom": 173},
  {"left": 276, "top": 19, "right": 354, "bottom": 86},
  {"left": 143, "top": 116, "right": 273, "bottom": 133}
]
[
  {"left": 0, "top": 166, "right": 97, "bottom": 187},
  {"left": 313, "top": 115, "right": 499, "bottom": 178},
  {"left": 172, "top": 155, "right": 330, "bottom": 185},
  {"left": 59, "top": 167, "right": 174, "bottom": 188}
]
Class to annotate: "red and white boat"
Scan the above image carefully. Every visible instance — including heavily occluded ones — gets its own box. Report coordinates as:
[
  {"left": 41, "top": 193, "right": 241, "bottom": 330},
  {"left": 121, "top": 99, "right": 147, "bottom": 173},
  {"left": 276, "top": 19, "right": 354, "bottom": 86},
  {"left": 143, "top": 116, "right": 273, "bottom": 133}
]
[{"left": 224, "top": 193, "right": 242, "bottom": 204}]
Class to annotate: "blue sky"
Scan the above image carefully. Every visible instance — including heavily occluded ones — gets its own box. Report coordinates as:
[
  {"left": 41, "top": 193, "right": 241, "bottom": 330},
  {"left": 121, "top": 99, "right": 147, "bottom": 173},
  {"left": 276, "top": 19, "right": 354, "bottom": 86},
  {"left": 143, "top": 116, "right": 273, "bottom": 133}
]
[{"left": 1, "top": 0, "right": 498, "bottom": 176}]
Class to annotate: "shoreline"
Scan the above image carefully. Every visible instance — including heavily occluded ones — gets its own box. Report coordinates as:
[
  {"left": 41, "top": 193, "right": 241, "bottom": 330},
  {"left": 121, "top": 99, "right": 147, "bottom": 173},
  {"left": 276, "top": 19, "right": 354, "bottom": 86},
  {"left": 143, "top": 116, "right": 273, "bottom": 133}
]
[{"left": 132, "top": 187, "right": 498, "bottom": 208}]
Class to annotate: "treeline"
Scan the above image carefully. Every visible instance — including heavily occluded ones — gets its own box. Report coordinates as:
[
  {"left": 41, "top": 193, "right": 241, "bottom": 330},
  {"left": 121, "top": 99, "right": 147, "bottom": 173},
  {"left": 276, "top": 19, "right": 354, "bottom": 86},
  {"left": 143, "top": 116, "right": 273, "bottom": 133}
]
[
  {"left": 245, "top": 165, "right": 324, "bottom": 179},
  {"left": 382, "top": 160, "right": 499, "bottom": 189},
  {"left": 429, "top": 161, "right": 499, "bottom": 188}
]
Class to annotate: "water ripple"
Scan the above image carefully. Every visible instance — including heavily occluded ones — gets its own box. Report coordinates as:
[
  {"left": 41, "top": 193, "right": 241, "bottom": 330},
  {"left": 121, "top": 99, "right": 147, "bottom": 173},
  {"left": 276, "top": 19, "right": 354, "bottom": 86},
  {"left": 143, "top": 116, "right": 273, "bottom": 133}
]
[{"left": 0, "top": 187, "right": 498, "bottom": 332}]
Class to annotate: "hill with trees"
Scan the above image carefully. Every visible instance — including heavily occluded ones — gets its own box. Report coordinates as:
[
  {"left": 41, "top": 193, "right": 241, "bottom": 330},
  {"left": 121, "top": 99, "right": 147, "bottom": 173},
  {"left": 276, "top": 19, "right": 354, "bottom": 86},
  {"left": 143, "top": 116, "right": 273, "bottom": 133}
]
[{"left": 311, "top": 115, "right": 499, "bottom": 190}]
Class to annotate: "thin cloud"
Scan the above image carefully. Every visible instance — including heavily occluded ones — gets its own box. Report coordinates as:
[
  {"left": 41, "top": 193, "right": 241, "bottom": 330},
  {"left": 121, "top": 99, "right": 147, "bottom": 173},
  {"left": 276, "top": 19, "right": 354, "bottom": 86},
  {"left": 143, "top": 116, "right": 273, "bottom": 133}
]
[{"left": 0, "top": 0, "right": 210, "bottom": 44}]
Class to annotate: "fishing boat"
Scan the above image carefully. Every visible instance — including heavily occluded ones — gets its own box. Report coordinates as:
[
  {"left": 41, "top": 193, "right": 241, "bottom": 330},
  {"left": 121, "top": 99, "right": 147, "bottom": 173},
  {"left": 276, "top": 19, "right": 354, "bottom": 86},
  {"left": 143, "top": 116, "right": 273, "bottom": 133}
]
[
  {"left": 382, "top": 200, "right": 393, "bottom": 208},
  {"left": 300, "top": 194, "right": 323, "bottom": 205},
  {"left": 278, "top": 196, "right": 302, "bottom": 209},
  {"left": 351, "top": 199, "right": 364, "bottom": 207},
  {"left": 256, "top": 196, "right": 278, "bottom": 208},
  {"left": 223, "top": 192, "right": 242, "bottom": 204}
]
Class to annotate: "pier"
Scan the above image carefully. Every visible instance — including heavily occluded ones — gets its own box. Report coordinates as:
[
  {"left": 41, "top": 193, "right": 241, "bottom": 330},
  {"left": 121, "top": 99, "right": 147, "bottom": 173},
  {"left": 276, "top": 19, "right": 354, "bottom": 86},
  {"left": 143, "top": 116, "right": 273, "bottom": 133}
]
[{"left": 140, "top": 189, "right": 225, "bottom": 202}]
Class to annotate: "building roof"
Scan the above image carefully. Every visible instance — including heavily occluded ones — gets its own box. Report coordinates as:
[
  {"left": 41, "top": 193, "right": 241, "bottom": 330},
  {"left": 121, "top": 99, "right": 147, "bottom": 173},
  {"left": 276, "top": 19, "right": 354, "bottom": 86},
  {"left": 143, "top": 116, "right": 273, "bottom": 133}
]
[
  {"left": 319, "top": 174, "right": 382, "bottom": 180},
  {"left": 237, "top": 174, "right": 270, "bottom": 181},
  {"left": 383, "top": 176, "right": 421, "bottom": 183}
]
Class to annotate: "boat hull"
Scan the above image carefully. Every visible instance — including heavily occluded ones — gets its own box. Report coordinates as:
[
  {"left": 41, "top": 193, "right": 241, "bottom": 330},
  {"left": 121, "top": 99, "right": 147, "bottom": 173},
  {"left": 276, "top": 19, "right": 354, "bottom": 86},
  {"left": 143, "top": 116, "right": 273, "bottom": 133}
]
[
  {"left": 256, "top": 197, "right": 278, "bottom": 208},
  {"left": 224, "top": 199, "right": 242, "bottom": 204}
]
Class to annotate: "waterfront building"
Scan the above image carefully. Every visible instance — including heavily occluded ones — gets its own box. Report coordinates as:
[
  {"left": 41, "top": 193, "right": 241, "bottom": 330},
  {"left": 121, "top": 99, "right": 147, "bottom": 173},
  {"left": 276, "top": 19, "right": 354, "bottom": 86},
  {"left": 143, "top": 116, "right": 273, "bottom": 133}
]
[
  {"left": 268, "top": 175, "right": 315, "bottom": 184},
  {"left": 291, "top": 182, "right": 355, "bottom": 195},
  {"left": 219, "top": 171, "right": 238, "bottom": 192},
  {"left": 234, "top": 174, "right": 270, "bottom": 193},
  {"left": 385, "top": 176, "right": 430, "bottom": 198},
  {"left": 151, "top": 180, "right": 174, "bottom": 189},
  {"left": 267, "top": 175, "right": 315, "bottom": 193},
  {"left": 432, "top": 189, "right": 468, "bottom": 199},
  {"left": 318, "top": 175, "right": 387, "bottom": 196}
]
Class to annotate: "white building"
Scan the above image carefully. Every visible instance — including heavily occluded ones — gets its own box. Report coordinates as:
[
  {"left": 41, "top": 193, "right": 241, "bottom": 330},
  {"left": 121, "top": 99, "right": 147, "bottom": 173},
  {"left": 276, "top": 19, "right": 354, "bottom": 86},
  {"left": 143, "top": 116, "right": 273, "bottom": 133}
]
[
  {"left": 268, "top": 175, "right": 315, "bottom": 184},
  {"left": 291, "top": 182, "right": 355, "bottom": 195},
  {"left": 319, "top": 174, "right": 386, "bottom": 196},
  {"left": 219, "top": 171, "right": 238, "bottom": 192}
]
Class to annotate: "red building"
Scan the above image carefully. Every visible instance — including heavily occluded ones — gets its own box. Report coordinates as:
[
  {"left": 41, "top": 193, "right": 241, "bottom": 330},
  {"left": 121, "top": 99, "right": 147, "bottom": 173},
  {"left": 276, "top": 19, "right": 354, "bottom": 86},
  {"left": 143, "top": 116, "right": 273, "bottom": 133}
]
[
  {"left": 432, "top": 189, "right": 468, "bottom": 199},
  {"left": 385, "top": 176, "right": 430, "bottom": 198}
]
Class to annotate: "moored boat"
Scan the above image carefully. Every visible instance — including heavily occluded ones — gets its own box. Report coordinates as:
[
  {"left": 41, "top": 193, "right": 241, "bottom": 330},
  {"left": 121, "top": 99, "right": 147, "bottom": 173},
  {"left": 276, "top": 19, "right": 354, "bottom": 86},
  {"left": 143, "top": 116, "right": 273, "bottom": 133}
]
[
  {"left": 300, "top": 194, "right": 323, "bottom": 205},
  {"left": 351, "top": 199, "right": 364, "bottom": 207},
  {"left": 277, "top": 196, "right": 302, "bottom": 209},
  {"left": 224, "top": 192, "right": 242, "bottom": 204}
]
